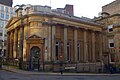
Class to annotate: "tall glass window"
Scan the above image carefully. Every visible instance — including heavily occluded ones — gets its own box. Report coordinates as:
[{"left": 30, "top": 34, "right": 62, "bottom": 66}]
[
  {"left": 0, "top": 21, "right": 4, "bottom": 27},
  {"left": 55, "top": 42, "right": 59, "bottom": 60},
  {"left": 1, "top": 6, "right": 4, "bottom": 11},
  {"left": 1, "top": 13, "right": 4, "bottom": 18},
  {"left": 10, "top": 8, "right": 13, "bottom": 14},
  {"left": 5, "top": 7, "right": 9, "bottom": 13},
  {"left": 67, "top": 43, "right": 71, "bottom": 61},
  {"left": 5, "top": 21, "right": 8, "bottom": 26},
  {"left": 0, "top": 20, "right": 2, "bottom": 27},
  {"left": 77, "top": 43, "right": 80, "bottom": 61},
  {"left": 5, "top": 14, "right": 9, "bottom": 19}
]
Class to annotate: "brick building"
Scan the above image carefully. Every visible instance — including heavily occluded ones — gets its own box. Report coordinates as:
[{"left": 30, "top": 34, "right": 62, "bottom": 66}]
[{"left": 53, "top": 4, "right": 74, "bottom": 16}]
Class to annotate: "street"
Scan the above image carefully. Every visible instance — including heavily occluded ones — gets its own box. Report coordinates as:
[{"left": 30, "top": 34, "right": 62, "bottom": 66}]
[{"left": 0, "top": 70, "right": 120, "bottom": 80}]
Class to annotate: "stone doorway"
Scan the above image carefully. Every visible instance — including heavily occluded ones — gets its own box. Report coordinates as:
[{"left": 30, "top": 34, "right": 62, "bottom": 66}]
[{"left": 30, "top": 46, "right": 40, "bottom": 71}]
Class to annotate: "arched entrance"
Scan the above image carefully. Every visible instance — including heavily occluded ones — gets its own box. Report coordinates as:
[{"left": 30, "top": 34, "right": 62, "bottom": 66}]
[{"left": 30, "top": 46, "right": 40, "bottom": 71}]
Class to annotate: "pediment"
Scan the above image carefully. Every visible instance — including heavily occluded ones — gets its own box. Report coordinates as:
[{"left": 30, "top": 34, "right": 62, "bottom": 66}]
[
  {"left": 28, "top": 34, "right": 42, "bottom": 39},
  {"left": 6, "top": 17, "right": 18, "bottom": 28}
]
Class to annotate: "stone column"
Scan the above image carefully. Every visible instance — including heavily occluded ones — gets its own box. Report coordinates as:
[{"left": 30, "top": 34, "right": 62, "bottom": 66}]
[
  {"left": 92, "top": 32, "right": 95, "bottom": 62},
  {"left": 99, "top": 32, "right": 103, "bottom": 61},
  {"left": 16, "top": 29, "right": 18, "bottom": 59},
  {"left": 6, "top": 32, "right": 10, "bottom": 59},
  {"left": 19, "top": 26, "right": 24, "bottom": 61},
  {"left": 64, "top": 28, "right": 67, "bottom": 60},
  {"left": 48, "top": 26, "right": 52, "bottom": 61},
  {"left": 13, "top": 30, "right": 17, "bottom": 59},
  {"left": 10, "top": 31, "right": 13, "bottom": 59},
  {"left": 51, "top": 26, "right": 56, "bottom": 61},
  {"left": 44, "top": 38, "right": 48, "bottom": 61},
  {"left": 23, "top": 27, "right": 26, "bottom": 61},
  {"left": 74, "top": 29, "right": 78, "bottom": 62},
  {"left": 83, "top": 30, "right": 88, "bottom": 62}
]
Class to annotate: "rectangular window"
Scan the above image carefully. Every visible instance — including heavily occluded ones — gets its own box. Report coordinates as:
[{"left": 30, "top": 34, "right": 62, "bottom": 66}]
[
  {"left": 1, "top": 13, "right": 4, "bottom": 18},
  {"left": 5, "top": 21, "right": 8, "bottom": 26},
  {"left": 5, "top": 7, "right": 9, "bottom": 13},
  {"left": 109, "top": 39, "right": 114, "bottom": 48},
  {"left": 0, "top": 33, "right": 2, "bottom": 36},
  {"left": 67, "top": 43, "right": 71, "bottom": 61},
  {"left": 0, "top": 6, "right": 4, "bottom": 11},
  {"left": 108, "top": 25, "right": 113, "bottom": 32},
  {"left": 77, "top": 43, "right": 80, "bottom": 61},
  {"left": 5, "top": 14, "right": 9, "bottom": 19},
  {"left": 0, "top": 21, "right": 4, "bottom": 27},
  {"left": 10, "top": 8, "right": 13, "bottom": 14},
  {"left": 0, "top": 20, "right": 1, "bottom": 27},
  {"left": 111, "top": 54, "right": 115, "bottom": 62},
  {"left": 55, "top": 42, "right": 59, "bottom": 60}
]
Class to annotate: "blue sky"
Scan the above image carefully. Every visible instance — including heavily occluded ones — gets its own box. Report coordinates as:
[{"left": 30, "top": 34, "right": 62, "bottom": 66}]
[{"left": 13, "top": 0, "right": 115, "bottom": 18}]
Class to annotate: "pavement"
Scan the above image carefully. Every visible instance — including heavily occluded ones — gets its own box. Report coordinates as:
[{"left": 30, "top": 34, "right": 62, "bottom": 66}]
[{"left": 1, "top": 65, "right": 120, "bottom": 76}]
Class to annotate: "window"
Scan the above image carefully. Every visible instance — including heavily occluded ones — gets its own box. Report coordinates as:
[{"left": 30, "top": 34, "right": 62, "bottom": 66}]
[
  {"left": 109, "top": 39, "right": 114, "bottom": 48},
  {"left": 1, "top": 13, "right": 4, "bottom": 18},
  {"left": 10, "top": 8, "right": 12, "bottom": 13},
  {"left": 0, "top": 20, "right": 1, "bottom": 27},
  {"left": 4, "top": 40, "right": 6, "bottom": 46},
  {"left": 77, "top": 43, "right": 80, "bottom": 61},
  {"left": 55, "top": 42, "right": 59, "bottom": 60},
  {"left": 0, "top": 6, "right": 4, "bottom": 11},
  {"left": 5, "top": 7, "right": 9, "bottom": 13},
  {"left": 5, "top": 14, "right": 9, "bottom": 19},
  {"left": 5, "top": 21, "right": 8, "bottom": 26},
  {"left": 67, "top": 43, "right": 71, "bottom": 61},
  {"left": 108, "top": 25, "right": 113, "bottom": 32},
  {"left": 111, "top": 54, "right": 115, "bottom": 62},
  {"left": 10, "top": 13, "right": 13, "bottom": 18},
  {"left": 0, "top": 33, "right": 2, "bottom": 36},
  {"left": 0, "top": 21, "right": 4, "bottom": 27}
]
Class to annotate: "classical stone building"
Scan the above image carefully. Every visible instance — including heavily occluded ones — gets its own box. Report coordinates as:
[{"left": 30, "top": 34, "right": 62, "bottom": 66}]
[
  {"left": 94, "top": 0, "right": 120, "bottom": 65},
  {"left": 102, "top": 0, "right": 120, "bottom": 15},
  {"left": 6, "top": 5, "right": 103, "bottom": 72}
]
